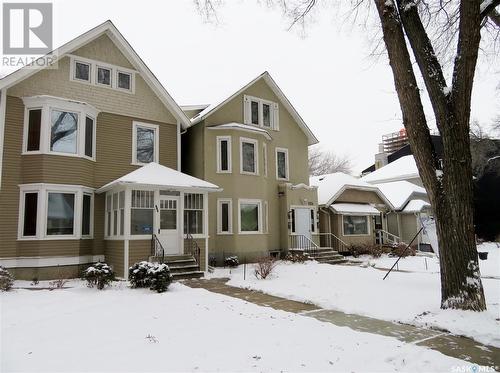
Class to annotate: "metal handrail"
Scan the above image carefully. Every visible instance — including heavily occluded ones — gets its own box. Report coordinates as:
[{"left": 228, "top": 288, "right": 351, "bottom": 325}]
[
  {"left": 289, "top": 234, "right": 319, "bottom": 257},
  {"left": 313, "top": 232, "right": 349, "bottom": 252},
  {"left": 151, "top": 234, "right": 165, "bottom": 263},
  {"left": 184, "top": 233, "right": 201, "bottom": 267}
]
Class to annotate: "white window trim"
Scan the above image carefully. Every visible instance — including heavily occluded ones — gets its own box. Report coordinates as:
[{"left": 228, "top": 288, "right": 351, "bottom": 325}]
[
  {"left": 69, "top": 55, "right": 136, "bottom": 94},
  {"left": 263, "top": 142, "right": 268, "bottom": 177},
  {"left": 216, "top": 136, "right": 232, "bottom": 173},
  {"left": 243, "top": 94, "right": 278, "bottom": 130},
  {"left": 341, "top": 214, "right": 371, "bottom": 237},
  {"left": 238, "top": 198, "right": 262, "bottom": 235},
  {"left": 239, "top": 137, "right": 259, "bottom": 176},
  {"left": 289, "top": 206, "right": 317, "bottom": 236},
  {"left": 18, "top": 184, "right": 94, "bottom": 240},
  {"left": 263, "top": 200, "right": 269, "bottom": 233},
  {"left": 22, "top": 96, "right": 99, "bottom": 161},
  {"left": 275, "top": 147, "right": 289, "bottom": 181},
  {"left": 95, "top": 64, "right": 113, "bottom": 88},
  {"left": 132, "top": 121, "right": 159, "bottom": 166},
  {"left": 217, "top": 198, "right": 233, "bottom": 234},
  {"left": 184, "top": 193, "right": 206, "bottom": 238}
]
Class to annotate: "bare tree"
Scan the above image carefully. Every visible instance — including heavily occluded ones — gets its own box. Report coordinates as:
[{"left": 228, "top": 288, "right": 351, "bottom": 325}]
[
  {"left": 309, "top": 146, "right": 353, "bottom": 176},
  {"left": 193, "top": 0, "right": 500, "bottom": 311}
]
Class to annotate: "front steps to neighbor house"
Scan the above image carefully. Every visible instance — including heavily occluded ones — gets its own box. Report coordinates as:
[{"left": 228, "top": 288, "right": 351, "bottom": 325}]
[
  {"left": 308, "top": 248, "right": 348, "bottom": 265},
  {"left": 149, "top": 254, "right": 204, "bottom": 280}
]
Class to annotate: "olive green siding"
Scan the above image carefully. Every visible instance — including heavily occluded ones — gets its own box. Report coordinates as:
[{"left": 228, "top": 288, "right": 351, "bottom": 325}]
[
  {"left": 105, "top": 240, "right": 124, "bottom": 278},
  {"left": 129, "top": 240, "right": 151, "bottom": 268},
  {"left": 183, "top": 78, "right": 316, "bottom": 262},
  {"left": 7, "top": 264, "right": 89, "bottom": 281},
  {"left": 336, "top": 189, "right": 384, "bottom": 205}
]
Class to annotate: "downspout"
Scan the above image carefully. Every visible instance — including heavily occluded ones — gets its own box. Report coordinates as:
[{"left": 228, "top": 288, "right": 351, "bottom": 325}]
[{"left": 177, "top": 121, "right": 181, "bottom": 171}]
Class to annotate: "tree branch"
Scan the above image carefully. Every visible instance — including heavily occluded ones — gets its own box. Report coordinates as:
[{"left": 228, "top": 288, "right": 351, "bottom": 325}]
[
  {"left": 488, "top": 8, "right": 500, "bottom": 26},
  {"left": 480, "top": 0, "right": 500, "bottom": 21}
]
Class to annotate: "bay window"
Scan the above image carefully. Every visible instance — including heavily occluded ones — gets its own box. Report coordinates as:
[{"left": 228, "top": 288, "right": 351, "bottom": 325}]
[
  {"left": 276, "top": 147, "right": 289, "bottom": 180},
  {"left": 22, "top": 96, "right": 98, "bottom": 160},
  {"left": 342, "top": 215, "right": 370, "bottom": 236},
  {"left": 184, "top": 193, "right": 203, "bottom": 235},
  {"left": 130, "top": 190, "right": 154, "bottom": 235},
  {"left": 216, "top": 136, "right": 231, "bottom": 173},
  {"left": 239, "top": 199, "right": 262, "bottom": 234},
  {"left": 240, "top": 137, "right": 258, "bottom": 175},
  {"left": 22, "top": 192, "right": 38, "bottom": 237},
  {"left": 82, "top": 193, "right": 92, "bottom": 237},
  {"left": 217, "top": 199, "right": 232, "bottom": 234}
]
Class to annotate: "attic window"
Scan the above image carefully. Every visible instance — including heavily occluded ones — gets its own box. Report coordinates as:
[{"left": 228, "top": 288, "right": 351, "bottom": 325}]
[
  {"left": 118, "top": 71, "right": 131, "bottom": 91},
  {"left": 74, "top": 61, "right": 90, "bottom": 82},
  {"left": 244, "top": 95, "right": 279, "bottom": 130}
]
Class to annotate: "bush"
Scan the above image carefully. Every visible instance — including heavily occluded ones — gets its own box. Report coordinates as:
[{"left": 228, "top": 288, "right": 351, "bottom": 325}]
[
  {"left": 83, "top": 262, "right": 115, "bottom": 290},
  {"left": 390, "top": 243, "right": 417, "bottom": 257},
  {"left": 129, "top": 261, "right": 172, "bottom": 293},
  {"left": 0, "top": 266, "right": 14, "bottom": 291},
  {"left": 348, "top": 244, "right": 383, "bottom": 258},
  {"left": 254, "top": 257, "right": 277, "bottom": 279},
  {"left": 285, "top": 252, "right": 311, "bottom": 263},
  {"left": 224, "top": 256, "right": 239, "bottom": 268}
]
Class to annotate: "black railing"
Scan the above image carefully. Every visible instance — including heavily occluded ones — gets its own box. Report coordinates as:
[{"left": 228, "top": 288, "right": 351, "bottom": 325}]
[
  {"left": 185, "top": 233, "right": 201, "bottom": 266},
  {"left": 288, "top": 234, "right": 319, "bottom": 257},
  {"left": 151, "top": 233, "right": 165, "bottom": 263}
]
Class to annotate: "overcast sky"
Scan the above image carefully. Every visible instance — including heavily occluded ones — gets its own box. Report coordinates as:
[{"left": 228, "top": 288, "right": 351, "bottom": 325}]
[{"left": 36, "top": 1, "right": 500, "bottom": 172}]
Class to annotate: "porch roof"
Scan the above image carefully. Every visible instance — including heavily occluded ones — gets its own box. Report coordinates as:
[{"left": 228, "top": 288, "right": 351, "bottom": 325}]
[
  {"left": 402, "top": 199, "right": 431, "bottom": 213},
  {"left": 96, "top": 162, "right": 221, "bottom": 193},
  {"left": 330, "top": 203, "right": 380, "bottom": 216}
]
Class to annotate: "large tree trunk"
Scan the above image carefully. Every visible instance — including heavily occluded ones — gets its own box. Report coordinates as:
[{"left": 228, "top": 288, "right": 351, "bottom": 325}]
[{"left": 373, "top": 0, "right": 486, "bottom": 311}]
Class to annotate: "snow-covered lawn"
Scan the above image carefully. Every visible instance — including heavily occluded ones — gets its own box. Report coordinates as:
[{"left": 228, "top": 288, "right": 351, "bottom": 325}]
[
  {"left": 0, "top": 281, "right": 474, "bottom": 372},
  {"left": 220, "top": 243, "right": 500, "bottom": 348}
]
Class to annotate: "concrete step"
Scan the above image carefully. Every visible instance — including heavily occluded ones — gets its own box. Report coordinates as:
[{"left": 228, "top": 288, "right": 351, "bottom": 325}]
[
  {"left": 315, "top": 255, "right": 345, "bottom": 261},
  {"left": 169, "top": 264, "right": 200, "bottom": 273},
  {"left": 172, "top": 271, "right": 204, "bottom": 280},
  {"left": 318, "top": 258, "right": 348, "bottom": 265},
  {"left": 312, "top": 251, "right": 341, "bottom": 258}
]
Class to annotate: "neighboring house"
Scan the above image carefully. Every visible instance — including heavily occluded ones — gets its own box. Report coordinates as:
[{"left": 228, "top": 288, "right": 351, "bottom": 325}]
[
  {"left": 310, "top": 173, "right": 393, "bottom": 252},
  {"left": 375, "top": 181, "right": 432, "bottom": 248},
  {"left": 181, "top": 72, "right": 319, "bottom": 263},
  {"left": 361, "top": 155, "right": 425, "bottom": 186},
  {"left": 0, "top": 21, "right": 219, "bottom": 280}
]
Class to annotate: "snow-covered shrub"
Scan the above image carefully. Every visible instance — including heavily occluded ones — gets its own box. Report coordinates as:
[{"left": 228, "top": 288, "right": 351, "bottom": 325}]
[
  {"left": 128, "top": 261, "right": 172, "bottom": 293},
  {"left": 285, "top": 252, "right": 311, "bottom": 263},
  {"left": 390, "top": 243, "right": 416, "bottom": 257},
  {"left": 0, "top": 266, "right": 14, "bottom": 291},
  {"left": 224, "top": 256, "right": 239, "bottom": 268},
  {"left": 348, "top": 244, "right": 383, "bottom": 258},
  {"left": 254, "top": 257, "right": 277, "bottom": 279},
  {"left": 83, "top": 262, "right": 115, "bottom": 290}
]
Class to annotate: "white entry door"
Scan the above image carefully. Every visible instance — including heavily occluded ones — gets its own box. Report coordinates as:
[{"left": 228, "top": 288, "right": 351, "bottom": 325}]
[
  {"left": 158, "top": 196, "right": 180, "bottom": 254},
  {"left": 295, "top": 208, "right": 312, "bottom": 239}
]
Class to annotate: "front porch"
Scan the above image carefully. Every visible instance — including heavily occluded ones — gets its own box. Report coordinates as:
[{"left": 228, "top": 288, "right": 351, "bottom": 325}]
[{"left": 96, "top": 163, "right": 220, "bottom": 278}]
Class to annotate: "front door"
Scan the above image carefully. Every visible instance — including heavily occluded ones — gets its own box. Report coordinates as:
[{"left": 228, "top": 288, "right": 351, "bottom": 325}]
[
  {"left": 295, "top": 208, "right": 312, "bottom": 239},
  {"left": 158, "top": 196, "right": 180, "bottom": 254}
]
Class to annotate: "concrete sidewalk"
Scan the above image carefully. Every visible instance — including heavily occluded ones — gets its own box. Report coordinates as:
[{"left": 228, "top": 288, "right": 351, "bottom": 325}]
[{"left": 184, "top": 277, "right": 500, "bottom": 368}]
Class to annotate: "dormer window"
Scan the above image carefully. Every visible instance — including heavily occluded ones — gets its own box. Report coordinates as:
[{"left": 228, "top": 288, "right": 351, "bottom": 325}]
[
  {"left": 97, "top": 66, "right": 112, "bottom": 86},
  {"left": 74, "top": 61, "right": 91, "bottom": 82},
  {"left": 244, "top": 95, "right": 279, "bottom": 130}
]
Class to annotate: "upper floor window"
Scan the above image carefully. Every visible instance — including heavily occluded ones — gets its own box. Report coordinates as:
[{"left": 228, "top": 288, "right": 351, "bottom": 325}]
[
  {"left": 276, "top": 147, "right": 289, "bottom": 181},
  {"left": 216, "top": 136, "right": 231, "bottom": 173},
  {"left": 240, "top": 137, "right": 258, "bottom": 175},
  {"left": 70, "top": 55, "right": 135, "bottom": 93},
  {"left": 22, "top": 96, "right": 98, "bottom": 160},
  {"left": 244, "top": 95, "right": 279, "bottom": 130},
  {"left": 132, "top": 122, "right": 159, "bottom": 165}
]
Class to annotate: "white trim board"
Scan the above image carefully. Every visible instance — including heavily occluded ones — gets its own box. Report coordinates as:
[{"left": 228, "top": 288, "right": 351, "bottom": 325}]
[{"left": 0, "top": 255, "right": 104, "bottom": 268}]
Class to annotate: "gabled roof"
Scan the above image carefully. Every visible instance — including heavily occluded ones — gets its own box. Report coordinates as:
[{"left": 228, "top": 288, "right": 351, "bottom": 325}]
[
  {"left": 330, "top": 203, "right": 381, "bottom": 215},
  {"left": 190, "top": 71, "right": 319, "bottom": 145},
  {"left": 0, "top": 20, "right": 191, "bottom": 130},
  {"left": 96, "top": 162, "right": 220, "bottom": 193},
  {"left": 402, "top": 199, "right": 431, "bottom": 213},
  {"left": 310, "top": 172, "right": 393, "bottom": 208},
  {"left": 374, "top": 181, "right": 427, "bottom": 210},
  {"left": 361, "top": 155, "right": 419, "bottom": 184}
]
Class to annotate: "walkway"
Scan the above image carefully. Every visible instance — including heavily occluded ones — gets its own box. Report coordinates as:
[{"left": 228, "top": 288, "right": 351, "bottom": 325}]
[{"left": 184, "top": 278, "right": 500, "bottom": 368}]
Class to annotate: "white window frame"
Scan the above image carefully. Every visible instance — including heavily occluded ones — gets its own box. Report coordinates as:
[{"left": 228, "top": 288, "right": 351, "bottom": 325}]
[
  {"left": 22, "top": 96, "right": 99, "bottom": 161},
  {"left": 18, "top": 184, "right": 94, "bottom": 240},
  {"left": 184, "top": 193, "right": 205, "bottom": 238},
  {"left": 216, "top": 136, "right": 232, "bottom": 173},
  {"left": 275, "top": 147, "right": 289, "bottom": 181},
  {"left": 238, "top": 198, "right": 262, "bottom": 235},
  {"left": 132, "top": 121, "right": 159, "bottom": 166},
  {"left": 243, "top": 95, "right": 278, "bottom": 130},
  {"left": 341, "top": 215, "right": 371, "bottom": 237},
  {"left": 239, "top": 137, "right": 259, "bottom": 176},
  {"left": 263, "top": 142, "right": 268, "bottom": 177},
  {"left": 217, "top": 198, "right": 233, "bottom": 234},
  {"left": 69, "top": 55, "right": 136, "bottom": 94},
  {"left": 95, "top": 64, "right": 113, "bottom": 88},
  {"left": 263, "top": 201, "right": 269, "bottom": 233}
]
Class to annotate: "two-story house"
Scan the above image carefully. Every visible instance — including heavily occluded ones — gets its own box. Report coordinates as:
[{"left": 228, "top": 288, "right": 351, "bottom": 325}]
[
  {"left": 182, "top": 72, "right": 319, "bottom": 263},
  {"left": 0, "top": 21, "right": 219, "bottom": 280}
]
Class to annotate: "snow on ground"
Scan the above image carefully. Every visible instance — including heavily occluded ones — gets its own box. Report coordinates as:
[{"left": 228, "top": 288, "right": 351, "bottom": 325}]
[
  {"left": 0, "top": 282, "right": 472, "bottom": 373},
  {"left": 220, "top": 244, "right": 500, "bottom": 348}
]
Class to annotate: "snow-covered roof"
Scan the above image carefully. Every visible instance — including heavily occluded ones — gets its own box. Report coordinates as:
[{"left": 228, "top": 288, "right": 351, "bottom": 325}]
[
  {"left": 402, "top": 199, "right": 431, "bottom": 213},
  {"left": 190, "top": 71, "right": 319, "bottom": 145},
  {"left": 310, "top": 172, "right": 392, "bottom": 208},
  {"left": 330, "top": 203, "right": 381, "bottom": 215},
  {"left": 96, "top": 163, "right": 221, "bottom": 193},
  {"left": 375, "top": 181, "right": 427, "bottom": 210},
  {"left": 207, "top": 122, "right": 272, "bottom": 140},
  {"left": 361, "top": 155, "right": 419, "bottom": 184}
]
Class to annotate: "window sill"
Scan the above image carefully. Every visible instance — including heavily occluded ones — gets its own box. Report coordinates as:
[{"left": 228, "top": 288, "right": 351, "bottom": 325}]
[
  {"left": 217, "top": 232, "right": 233, "bottom": 235},
  {"left": 216, "top": 170, "right": 232, "bottom": 174},
  {"left": 237, "top": 231, "right": 263, "bottom": 235},
  {"left": 240, "top": 171, "right": 259, "bottom": 176}
]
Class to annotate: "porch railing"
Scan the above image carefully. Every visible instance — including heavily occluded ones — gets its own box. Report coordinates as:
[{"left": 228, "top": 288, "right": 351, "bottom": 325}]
[
  {"left": 185, "top": 233, "right": 201, "bottom": 267},
  {"left": 313, "top": 233, "right": 349, "bottom": 253},
  {"left": 289, "top": 234, "right": 319, "bottom": 257},
  {"left": 151, "top": 233, "right": 165, "bottom": 263},
  {"left": 376, "top": 229, "right": 401, "bottom": 246}
]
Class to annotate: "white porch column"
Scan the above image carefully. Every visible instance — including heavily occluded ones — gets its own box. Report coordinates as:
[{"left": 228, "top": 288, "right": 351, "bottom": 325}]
[
  {"left": 179, "top": 191, "right": 185, "bottom": 254},
  {"left": 397, "top": 213, "right": 402, "bottom": 240},
  {"left": 123, "top": 189, "right": 131, "bottom": 280},
  {"left": 203, "top": 191, "right": 209, "bottom": 271}
]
